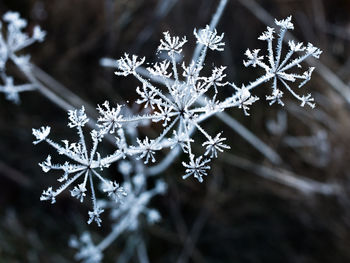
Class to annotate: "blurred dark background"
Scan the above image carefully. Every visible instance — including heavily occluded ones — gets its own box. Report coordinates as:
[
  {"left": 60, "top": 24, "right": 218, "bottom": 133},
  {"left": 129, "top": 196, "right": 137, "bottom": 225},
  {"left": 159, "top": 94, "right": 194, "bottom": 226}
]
[{"left": 1, "top": 0, "right": 350, "bottom": 262}]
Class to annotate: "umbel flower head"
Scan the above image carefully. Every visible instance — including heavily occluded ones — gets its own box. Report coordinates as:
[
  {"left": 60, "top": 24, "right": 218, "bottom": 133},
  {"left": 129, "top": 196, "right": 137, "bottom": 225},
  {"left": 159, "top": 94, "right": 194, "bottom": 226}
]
[
  {"left": 33, "top": 106, "right": 127, "bottom": 226},
  {"left": 113, "top": 25, "right": 231, "bottom": 183},
  {"left": 241, "top": 16, "right": 321, "bottom": 109},
  {"left": 34, "top": 17, "right": 321, "bottom": 227}
]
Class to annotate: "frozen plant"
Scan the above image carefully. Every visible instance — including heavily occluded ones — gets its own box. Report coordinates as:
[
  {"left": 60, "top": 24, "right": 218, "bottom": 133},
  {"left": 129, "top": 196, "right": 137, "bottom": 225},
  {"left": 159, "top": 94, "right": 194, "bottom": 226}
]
[
  {"left": 34, "top": 16, "right": 321, "bottom": 226},
  {"left": 0, "top": 11, "right": 45, "bottom": 103}
]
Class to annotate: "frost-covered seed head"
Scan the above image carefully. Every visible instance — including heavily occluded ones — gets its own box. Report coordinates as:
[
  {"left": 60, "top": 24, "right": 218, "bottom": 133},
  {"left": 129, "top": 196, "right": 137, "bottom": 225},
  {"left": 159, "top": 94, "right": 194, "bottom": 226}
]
[
  {"left": 182, "top": 155, "right": 211, "bottom": 183},
  {"left": 203, "top": 133, "right": 230, "bottom": 158},
  {"left": 158, "top": 31, "right": 187, "bottom": 57},
  {"left": 71, "top": 184, "right": 87, "bottom": 203},
  {"left": 275, "top": 16, "right": 294, "bottom": 30},
  {"left": 103, "top": 181, "right": 127, "bottom": 203},
  {"left": 115, "top": 53, "right": 145, "bottom": 76},
  {"left": 32, "top": 126, "right": 51, "bottom": 144},
  {"left": 97, "top": 101, "right": 123, "bottom": 133},
  {"left": 194, "top": 25, "right": 225, "bottom": 51},
  {"left": 88, "top": 207, "right": 104, "bottom": 227},
  {"left": 68, "top": 106, "right": 88, "bottom": 128}
]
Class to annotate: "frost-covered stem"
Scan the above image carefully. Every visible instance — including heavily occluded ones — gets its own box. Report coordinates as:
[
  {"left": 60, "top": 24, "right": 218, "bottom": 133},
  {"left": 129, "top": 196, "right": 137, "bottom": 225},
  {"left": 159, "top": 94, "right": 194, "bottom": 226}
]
[
  {"left": 278, "top": 50, "right": 294, "bottom": 70},
  {"left": 121, "top": 114, "right": 159, "bottom": 123},
  {"left": 99, "top": 152, "right": 124, "bottom": 167},
  {"left": 89, "top": 172, "right": 97, "bottom": 210},
  {"left": 50, "top": 166, "right": 84, "bottom": 173},
  {"left": 77, "top": 126, "right": 88, "bottom": 160},
  {"left": 280, "top": 52, "right": 312, "bottom": 72},
  {"left": 280, "top": 78, "right": 302, "bottom": 101},
  {"left": 256, "top": 61, "right": 270, "bottom": 72},
  {"left": 190, "top": 106, "right": 209, "bottom": 113},
  {"left": 161, "top": 74, "right": 174, "bottom": 95},
  {"left": 183, "top": 122, "right": 193, "bottom": 156},
  {"left": 171, "top": 54, "right": 179, "bottom": 82},
  {"left": 133, "top": 72, "right": 176, "bottom": 107},
  {"left": 271, "top": 77, "right": 277, "bottom": 92},
  {"left": 89, "top": 139, "right": 99, "bottom": 165},
  {"left": 245, "top": 73, "right": 274, "bottom": 91},
  {"left": 191, "top": 0, "right": 228, "bottom": 62},
  {"left": 197, "top": 45, "right": 208, "bottom": 69},
  {"left": 275, "top": 28, "right": 287, "bottom": 68},
  {"left": 155, "top": 116, "right": 180, "bottom": 144},
  {"left": 137, "top": 66, "right": 175, "bottom": 87},
  {"left": 91, "top": 169, "right": 108, "bottom": 185},
  {"left": 82, "top": 170, "right": 89, "bottom": 189},
  {"left": 187, "top": 82, "right": 212, "bottom": 107},
  {"left": 267, "top": 38, "right": 275, "bottom": 70},
  {"left": 45, "top": 139, "right": 86, "bottom": 164},
  {"left": 209, "top": 0, "right": 228, "bottom": 29},
  {"left": 54, "top": 170, "right": 85, "bottom": 196},
  {"left": 218, "top": 98, "right": 241, "bottom": 110},
  {"left": 193, "top": 122, "right": 212, "bottom": 141}
]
